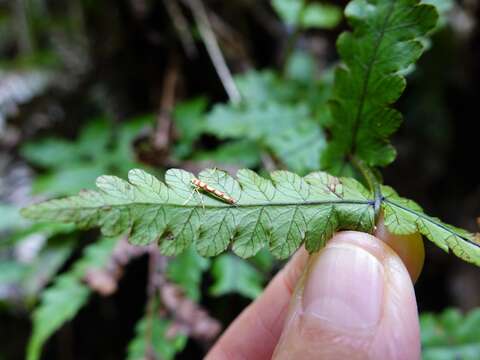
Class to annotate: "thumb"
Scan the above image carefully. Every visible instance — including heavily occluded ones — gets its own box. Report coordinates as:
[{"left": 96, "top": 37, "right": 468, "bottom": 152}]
[{"left": 272, "top": 231, "right": 422, "bottom": 360}]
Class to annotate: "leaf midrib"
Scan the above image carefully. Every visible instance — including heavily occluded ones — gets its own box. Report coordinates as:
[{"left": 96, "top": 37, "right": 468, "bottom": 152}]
[
  {"left": 349, "top": 0, "right": 398, "bottom": 156},
  {"left": 41, "top": 199, "right": 374, "bottom": 211},
  {"left": 383, "top": 198, "right": 480, "bottom": 248}
]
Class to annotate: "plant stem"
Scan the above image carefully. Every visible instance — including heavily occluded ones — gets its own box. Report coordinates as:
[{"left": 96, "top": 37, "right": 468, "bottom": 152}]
[
  {"left": 186, "top": 0, "right": 242, "bottom": 105},
  {"left": 12, "top": 0, "right": 34, "bottom": 56},
  {"left": 351, "top": 156, "right": 382, "bottom": 222},
  {"left": 163, "top": 0, "right": 198, "bottom": 57}
]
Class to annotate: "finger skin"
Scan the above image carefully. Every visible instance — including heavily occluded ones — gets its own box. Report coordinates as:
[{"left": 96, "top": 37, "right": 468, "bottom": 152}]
[
  {"left": 205, "top": 248, "right": 309, "bottom": 360},
  {"left": 273, "top": 232, "right": 421, "bottom": 360},
  {"left": 206, "top": 230, "right": 424, "bottom": 360}
]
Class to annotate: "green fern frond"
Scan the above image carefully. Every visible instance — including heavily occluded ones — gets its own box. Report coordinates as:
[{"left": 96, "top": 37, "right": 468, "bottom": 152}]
[
  {"left": 21, "top": 168, "right": 480, "bottom": 266},
  {"left": 22, "top": 168, "right": 375, "bottom": 259},
  {"left": 27, "top": 237, "right": 117, "bottom": 360},
  {"left": 382, "top": 186, "right": 480, "bottom": 265},
  {"left": 323, "top": 0, "right": 439, "bottom": 172}
]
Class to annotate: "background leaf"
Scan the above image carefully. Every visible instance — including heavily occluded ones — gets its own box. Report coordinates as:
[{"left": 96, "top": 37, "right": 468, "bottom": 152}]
[
  {"left": 272, "top": 0, "right": 342, "bottom": 29},
  {"left": 127, "top": 306, "right": 187, "bottom": 360},
  {"left": 301, "top": 3, "right": 342, "bottom": 29},
  {"left": 209, "top": 254, "right": 264, "bottom": 299},
  {"left": 421, "top": 308, "right": 480, "bottom": 360},
  {"left": 27, "top": 237, "right": 118, "bottom": 360},
  {"left": 205, "top": 68, "right": 332, "bottom": 173},
  {"left": 21, "top": 117, "right": 152, "bottom": 196},
  {"left": 172, "top": 97, "right": 208, "bottom": 159},
  {"left": 167, "top": 247, "right": 210, "bottom": 301},
  {"left": 207, "top": 102, "right": 326, "bottom": 173}
]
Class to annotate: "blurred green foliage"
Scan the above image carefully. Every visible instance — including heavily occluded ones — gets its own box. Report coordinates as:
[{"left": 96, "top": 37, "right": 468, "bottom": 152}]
[
  {"left": 27, "top": 236, "right": 117, "bottom": 360},
  {"left": 127, "top": 304, "right": 188, "bottom": 360},
  {"left": 204, "top": 55, "right": 332, "bottom": 174},
  {"left": 167, "top": 247, "right": 210, "bottom": 301},
  {"left": 421, "top": 308, "right": 480, "bottom": 360},
  {"left": 21, "top": 117, "right": 153, "bottom": 196},
  {"left": 210, "top": 254, "right": 265, "bottom": 299},
  {"left": 272, "top": 0, "right": 342, "bottom": 29}
]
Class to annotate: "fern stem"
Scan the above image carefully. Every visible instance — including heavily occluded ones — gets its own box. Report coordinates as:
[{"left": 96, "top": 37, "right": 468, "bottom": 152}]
[
  {"left": 351, "top": 156, "right": 382, "bottom": 222},
  {"left": 383, "top": 198, "right": 480, "bottom": 248},
  {"left": 348, "top": 0, "right": 397, "bottom": 157}
]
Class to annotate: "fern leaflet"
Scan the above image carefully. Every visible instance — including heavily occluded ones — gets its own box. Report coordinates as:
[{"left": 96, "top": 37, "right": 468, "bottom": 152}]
[
  {"left": 21, "top": 168, "right": 375, "bottom": 259},
  {"left": 21, "top": 168, "right": 480, "bottom": 266},
  {"left": 323, "top": 0, "right": 439, "bottom": 173},
  {"left": 27, "top": 237, "right": 117, "bottom": 360}
]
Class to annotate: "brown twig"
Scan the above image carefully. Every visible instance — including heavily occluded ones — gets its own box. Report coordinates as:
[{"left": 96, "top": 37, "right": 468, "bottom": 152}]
[
  {"left": 145, "top": 248, "right": 221, "bottom": 350},
  {"left": 153, "top": 55, "right": 180, "bottom": 153},
  {"left": 129, "top": 0, "right": 149, "bottom": 20},
  {"left": 208, "top": 11, "right": 252, "bottom": 70},
  {"left": 85, "top": 238, "right": 221, "bottom": 347},
  {"left": 241, "top": 0, "right": 284, "bottom": 36},
  {"left": 11, "top": 0, "right": 34, "bottom": 56},
  {"left": 184, "top": 0, "right": 241, "bottom": 104},
  {"left": 83, "top": 237, "right": 151, "bottom": 296},
  {"left": 261, "top": 153, "right": 278, "bottom": 172},
  {"left": 160, "top": 282, "right": 222, "bottom": 342},
  {"left": 163, "top": 0, "right": 198, "bottom": 57}
]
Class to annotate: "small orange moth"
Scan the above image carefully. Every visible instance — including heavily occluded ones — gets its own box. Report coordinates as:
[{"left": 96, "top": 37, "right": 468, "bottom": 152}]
[{"left": 191, "top": 178, "right": 236, "bottom": 204}]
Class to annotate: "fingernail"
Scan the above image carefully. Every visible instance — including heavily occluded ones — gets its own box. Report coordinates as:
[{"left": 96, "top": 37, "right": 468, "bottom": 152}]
[{"left": 302, "top": 243, "right": 384, "bottom": 330}]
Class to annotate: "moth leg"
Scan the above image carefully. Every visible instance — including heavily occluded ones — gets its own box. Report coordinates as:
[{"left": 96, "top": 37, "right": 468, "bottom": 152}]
[
  {"left": 183, "top": 187, "right": 197, "bottom": 205},
  {"left": 197, "top": 188, "right": 205, "bottom": 210}
]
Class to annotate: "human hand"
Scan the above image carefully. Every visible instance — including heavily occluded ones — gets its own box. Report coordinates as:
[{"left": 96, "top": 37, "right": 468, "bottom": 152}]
[{"left": 206, "top": 223, "right": 424, "bottom": 359}]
